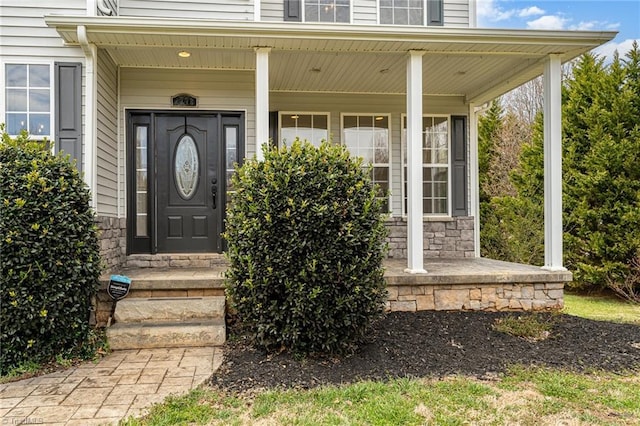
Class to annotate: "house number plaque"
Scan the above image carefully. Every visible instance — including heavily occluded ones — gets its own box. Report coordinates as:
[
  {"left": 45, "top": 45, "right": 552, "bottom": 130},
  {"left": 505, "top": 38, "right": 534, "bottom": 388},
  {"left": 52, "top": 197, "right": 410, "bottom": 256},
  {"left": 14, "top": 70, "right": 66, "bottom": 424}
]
[{"left": 172, "top": 94, "right": 198, "bottom": 108}]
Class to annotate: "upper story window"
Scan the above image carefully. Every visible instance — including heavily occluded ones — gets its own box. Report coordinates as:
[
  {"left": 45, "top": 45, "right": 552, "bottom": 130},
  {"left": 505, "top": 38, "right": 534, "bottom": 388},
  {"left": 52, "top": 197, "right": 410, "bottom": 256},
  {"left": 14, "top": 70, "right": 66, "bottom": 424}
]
[
  {"left": 279, "top": 112, "right": 329, "bottom": 146},
  {"left": 379, "top": 0, "right": 443, "bottom": 26},
  {"left": 284, "top": 0, "right": 350, "bottom": 23},
  {"left": 4, "top": 64, "right": 52, "bottom": 138},
  {"left": 342, "top": 114, "right": 391, "bottom": 212},
  {"left": 306, "top": 0, "right": 350, "bottom": 22},
  {"left": 380, "top": 0, "right": 423, "bottom": 25}
]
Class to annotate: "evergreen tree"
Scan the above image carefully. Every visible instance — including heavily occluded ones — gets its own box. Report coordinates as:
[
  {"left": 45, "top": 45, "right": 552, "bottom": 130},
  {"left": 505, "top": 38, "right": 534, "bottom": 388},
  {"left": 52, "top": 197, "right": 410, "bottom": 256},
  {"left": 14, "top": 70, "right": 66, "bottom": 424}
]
[
  {"left": 562, "top": 47, "right": 640, "bottom": 290},
  {"left": 478, "top": 100, "right": 503, "bottom": 203},
  {"left": 482, "top": 45, "right": 640, "bottom": 292}
]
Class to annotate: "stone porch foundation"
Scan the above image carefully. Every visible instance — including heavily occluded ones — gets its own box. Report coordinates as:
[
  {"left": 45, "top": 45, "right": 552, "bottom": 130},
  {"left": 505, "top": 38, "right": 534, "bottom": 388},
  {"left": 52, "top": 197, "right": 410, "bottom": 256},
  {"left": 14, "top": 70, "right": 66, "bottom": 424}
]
[
  {"left": 384, "top": 258, "right": 571, "bottom": 312},
  {"left": 386, "top": 282, "right": 564, "bottom": 312}
]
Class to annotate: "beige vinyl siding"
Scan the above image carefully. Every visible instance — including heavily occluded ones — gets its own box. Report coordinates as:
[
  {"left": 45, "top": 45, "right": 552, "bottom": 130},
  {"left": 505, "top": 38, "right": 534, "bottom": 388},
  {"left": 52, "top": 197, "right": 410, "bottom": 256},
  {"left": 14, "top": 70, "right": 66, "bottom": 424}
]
[
  {"left": 1, "top": 1, "right": 86, "bottom": 168},
  {"left": 0, "top": 1, "right": 85, "bottom": 59},
  {"left": 96, "top": 50, "right": 119, "bottom": 217},
  {"left": 119, "top": 0, "right": 253, "bottom": 20},
  {"left": 270, "top": 92, "right": 466, "bottom": 216},
  {"left": 261, "top": 0, "right": 283, "bottom": 21},
  {"left": 444, "top": 0, "right": 470, "bottom": 27},
  {"left": 119, "top": 68, "right": 255, "bottom": 211},
  {"left": 353, "top": 0, "right": 378, "bottom": 24}
]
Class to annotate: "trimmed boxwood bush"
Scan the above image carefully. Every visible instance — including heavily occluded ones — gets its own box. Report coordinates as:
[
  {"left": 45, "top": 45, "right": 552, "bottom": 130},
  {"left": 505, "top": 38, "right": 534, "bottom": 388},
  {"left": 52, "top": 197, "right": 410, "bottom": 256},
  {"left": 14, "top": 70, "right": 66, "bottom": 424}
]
[
  {"left": 225, "top": 139, "right": 388, "bottom": 354},
  {"left": 0, "top": 127, "right": 101, "bottom": 374}
]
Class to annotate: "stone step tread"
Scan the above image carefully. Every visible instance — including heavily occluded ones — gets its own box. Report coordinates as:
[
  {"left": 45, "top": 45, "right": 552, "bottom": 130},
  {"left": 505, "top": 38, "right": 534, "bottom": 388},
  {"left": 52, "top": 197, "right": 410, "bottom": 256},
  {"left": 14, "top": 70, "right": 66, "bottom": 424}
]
[
  {"left": 106, "top": 319, "right": 226, "bottom": 350},
  {"left": 99, "top": 268, "right": 226, "bottom": 290},
  {"left": 114, "top": 296, "right": 225, "bottom": 323}
]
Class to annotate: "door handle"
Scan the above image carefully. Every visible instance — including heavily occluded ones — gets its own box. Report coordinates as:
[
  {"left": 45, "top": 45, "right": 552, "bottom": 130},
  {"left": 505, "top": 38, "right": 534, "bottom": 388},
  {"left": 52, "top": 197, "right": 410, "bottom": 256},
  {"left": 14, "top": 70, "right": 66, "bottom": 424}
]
[{"left": 211, "top": 178, "right": 218, "bottom": 209}]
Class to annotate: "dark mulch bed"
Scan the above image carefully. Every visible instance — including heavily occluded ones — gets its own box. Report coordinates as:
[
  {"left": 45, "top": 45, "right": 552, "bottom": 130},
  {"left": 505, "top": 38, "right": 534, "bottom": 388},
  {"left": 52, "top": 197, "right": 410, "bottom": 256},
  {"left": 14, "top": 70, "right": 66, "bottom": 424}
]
[{"left": 208, "top": 311, "right": 640, "bottom": 393}]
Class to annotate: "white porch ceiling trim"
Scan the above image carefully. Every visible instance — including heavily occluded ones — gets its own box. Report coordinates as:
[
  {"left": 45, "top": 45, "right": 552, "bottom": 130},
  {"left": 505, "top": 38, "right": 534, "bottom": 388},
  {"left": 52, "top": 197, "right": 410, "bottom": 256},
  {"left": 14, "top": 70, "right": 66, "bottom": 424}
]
[
  {"left": 45, "top": 16, "right": 616, "bottom": 104},
  {"left": 44, "top": 17, "right": 615, "bottom": 50}
]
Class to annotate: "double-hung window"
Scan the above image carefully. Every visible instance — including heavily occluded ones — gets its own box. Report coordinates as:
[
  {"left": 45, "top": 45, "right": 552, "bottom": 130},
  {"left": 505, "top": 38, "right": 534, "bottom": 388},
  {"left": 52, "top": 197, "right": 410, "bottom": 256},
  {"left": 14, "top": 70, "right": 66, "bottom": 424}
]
[
  {"left": 342, "top": 114, "right": 391, "bottom": 212},
  {"left": 285, "top": 0, "right": 350, "bottom": 23},
  {"left": 379, "top": 0, "right": 443, "bottom": 26},
  {"left": 380, "top": 0, "right": 423, "bottom": 25},
  {"left": 4, "top": 64, "right": 52, "bottom": 138},
  {"left": 279, "top": 112, "right": 329, "bottom": 147},
  {"left": 305, "top": 0, "right": 350, "bottom": 22},
  {"left": 402, "top": 116, "right": 450, "bottom": 216}
]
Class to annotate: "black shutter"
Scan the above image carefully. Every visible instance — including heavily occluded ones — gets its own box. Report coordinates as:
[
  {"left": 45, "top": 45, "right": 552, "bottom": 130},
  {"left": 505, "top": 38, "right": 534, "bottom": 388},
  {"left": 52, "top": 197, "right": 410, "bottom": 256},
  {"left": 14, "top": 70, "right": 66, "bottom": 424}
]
[
  {"left": 451, "top": 115, "right": 467, "bottom": 216},
  {"left": 269, "top": 111, "right": 279, "bottom": 147},
  {"left": 427, "top": 0, "right": 444, "bottom": 26},
  {"left": 55, "top": 63, "right": 82, "bottom": 171},
  {"left": 284, "top": 0, "right": 302, "bottom": 21}
]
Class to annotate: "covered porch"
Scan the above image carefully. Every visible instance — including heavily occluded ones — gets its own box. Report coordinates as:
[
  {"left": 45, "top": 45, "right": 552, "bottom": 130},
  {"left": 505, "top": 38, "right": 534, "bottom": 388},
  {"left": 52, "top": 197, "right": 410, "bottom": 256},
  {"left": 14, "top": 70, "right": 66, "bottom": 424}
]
[{"left": 45, "top": 17, "right": 615, "bottom": 276}]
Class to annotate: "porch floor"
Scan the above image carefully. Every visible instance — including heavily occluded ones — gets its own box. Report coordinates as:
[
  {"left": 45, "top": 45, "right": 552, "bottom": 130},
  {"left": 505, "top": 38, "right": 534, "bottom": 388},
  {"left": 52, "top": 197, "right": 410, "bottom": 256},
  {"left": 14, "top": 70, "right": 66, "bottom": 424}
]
[
  {"left": 384, "top": 257, "right": 572, "bottom": 286},
  {"left": 104, "top": 257, "right": 571, "bottom": 288}
]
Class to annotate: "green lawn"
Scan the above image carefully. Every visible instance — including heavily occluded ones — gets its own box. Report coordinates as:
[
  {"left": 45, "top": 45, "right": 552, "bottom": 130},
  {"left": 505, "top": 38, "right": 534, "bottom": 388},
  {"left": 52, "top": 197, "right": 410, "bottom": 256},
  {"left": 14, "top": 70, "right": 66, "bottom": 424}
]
[
  {"left": 122, "top": 369, "right": 640, "bottom": 426},
  {"left": 563, "top": 293, "right": 640, "bottom": 324},
  {"left": 121, "top": 294, "right": 640, "bottom": 425}
]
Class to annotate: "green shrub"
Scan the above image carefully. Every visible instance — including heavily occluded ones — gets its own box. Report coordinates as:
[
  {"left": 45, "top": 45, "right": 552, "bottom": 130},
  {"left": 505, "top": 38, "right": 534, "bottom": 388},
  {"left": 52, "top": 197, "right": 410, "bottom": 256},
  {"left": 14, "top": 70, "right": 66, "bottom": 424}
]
[
  {"left": 225, "top": 139, "right": 388, "bottom": 354},
  {"left": 0, "top": 125, "right": 101, "bottom": 374},
  {"left": 480, "top": 196, "right": 544, "bottom": 266}
]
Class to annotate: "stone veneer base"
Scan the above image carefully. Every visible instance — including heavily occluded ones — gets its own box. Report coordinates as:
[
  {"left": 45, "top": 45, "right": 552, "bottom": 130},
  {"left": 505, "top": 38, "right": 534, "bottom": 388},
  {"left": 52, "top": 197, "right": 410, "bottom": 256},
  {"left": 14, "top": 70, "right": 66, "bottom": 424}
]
[{"left": 386, "top": 282, "right": 564, "bottom": 312}]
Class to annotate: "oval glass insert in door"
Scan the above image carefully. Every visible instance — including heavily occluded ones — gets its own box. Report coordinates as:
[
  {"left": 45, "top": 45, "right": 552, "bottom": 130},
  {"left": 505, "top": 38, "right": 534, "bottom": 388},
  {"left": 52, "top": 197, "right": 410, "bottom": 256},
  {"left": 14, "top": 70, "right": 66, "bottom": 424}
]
[{"left": 174, "top": 134, "right": 200, "bottom": 200}]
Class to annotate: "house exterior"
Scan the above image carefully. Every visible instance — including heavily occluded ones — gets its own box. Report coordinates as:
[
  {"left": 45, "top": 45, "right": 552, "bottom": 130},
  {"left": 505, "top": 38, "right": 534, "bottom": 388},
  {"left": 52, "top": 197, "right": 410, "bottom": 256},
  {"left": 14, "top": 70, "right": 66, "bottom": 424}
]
[{"left": 1, "top": 0, "right": 615, "bottom": 277}]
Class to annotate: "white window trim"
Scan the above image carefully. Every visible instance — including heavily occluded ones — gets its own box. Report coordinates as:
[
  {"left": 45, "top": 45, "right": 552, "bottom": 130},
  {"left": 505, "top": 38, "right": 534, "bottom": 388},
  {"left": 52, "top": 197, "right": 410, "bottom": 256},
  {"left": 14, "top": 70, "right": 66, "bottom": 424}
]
[
  {"left": 340, "top": 112, "right": 393, "bottom": 212},
  {"left": 377, "top": 0, "right": 427, "bottom": 26},
  {"left": 278, "top": 111, "right": 331, "bottom": 146},
  {"left": 302, "top": 0, "right": 353, "bottom": 24},
  {"left": 400, "top": 113, "right": 452, "bottom": 218},
  {"left": 1, "top": 60, "right": 55, "bottom": 141}
]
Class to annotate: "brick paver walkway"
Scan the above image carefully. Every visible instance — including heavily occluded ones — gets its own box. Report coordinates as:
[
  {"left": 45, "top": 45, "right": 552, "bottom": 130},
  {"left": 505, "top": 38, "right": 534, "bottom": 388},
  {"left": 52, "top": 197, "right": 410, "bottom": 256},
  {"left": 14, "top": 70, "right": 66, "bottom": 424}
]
[{"left": 0, "top": 347, "right": 223, "bottom": 425}]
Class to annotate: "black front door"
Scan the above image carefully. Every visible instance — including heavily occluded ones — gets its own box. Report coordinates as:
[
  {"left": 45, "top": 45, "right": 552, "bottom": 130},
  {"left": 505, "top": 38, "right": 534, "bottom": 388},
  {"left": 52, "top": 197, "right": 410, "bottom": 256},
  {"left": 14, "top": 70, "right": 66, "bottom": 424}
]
[
  {"left": 127, "top": 111, "right": 244, "bottom": 254},
  {"left": 156, "top": 115, "right": 220, "bottom": 252}
]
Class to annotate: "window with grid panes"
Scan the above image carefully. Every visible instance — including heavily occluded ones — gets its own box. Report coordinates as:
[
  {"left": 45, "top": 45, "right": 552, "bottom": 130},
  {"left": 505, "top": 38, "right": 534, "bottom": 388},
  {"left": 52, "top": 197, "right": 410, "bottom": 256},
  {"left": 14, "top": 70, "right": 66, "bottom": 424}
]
[
  {"left": 380, "top": 0, "right": 424, "bottom": 25},
  {"left": 343, "top": 114, "right": 391, "bottom": 212},
  {"left": 5, "top": 64, "right": 51, "bottom": 137},
  {"left": 280, "top": 113, "right": 329, "bottom": 147},
  {"left": 305, "top": 0, "right": 350, "bottom": 22},
  {"left": 402, "top": 116, "right": 449, "bottom": 215}
]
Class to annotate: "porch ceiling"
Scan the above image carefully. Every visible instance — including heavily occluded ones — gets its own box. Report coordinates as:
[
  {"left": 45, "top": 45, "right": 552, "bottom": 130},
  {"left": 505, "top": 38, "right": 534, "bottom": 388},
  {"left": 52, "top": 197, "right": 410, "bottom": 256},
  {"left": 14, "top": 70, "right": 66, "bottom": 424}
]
[{"left": 45, "top": 16, "right": 616, "bottom": 104}]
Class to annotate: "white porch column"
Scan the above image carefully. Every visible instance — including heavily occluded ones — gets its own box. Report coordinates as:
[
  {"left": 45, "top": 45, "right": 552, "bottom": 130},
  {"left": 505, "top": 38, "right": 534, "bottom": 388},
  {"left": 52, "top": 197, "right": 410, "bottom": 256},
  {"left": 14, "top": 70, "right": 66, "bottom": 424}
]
[
  {"left": 406, "top": 50, "right": 427, "bottom": 274},
  {"left": 78, "top": 25, "right": 98, "bottom": 209},
  {"left": 469, "top": 103, "right": 480, "bottom": 257},
  {"left": 543, "top": 54, "right": 566, "bottom": 271},
  {"left": 254, "top": 47, "right": 270, "bottom": 161}
]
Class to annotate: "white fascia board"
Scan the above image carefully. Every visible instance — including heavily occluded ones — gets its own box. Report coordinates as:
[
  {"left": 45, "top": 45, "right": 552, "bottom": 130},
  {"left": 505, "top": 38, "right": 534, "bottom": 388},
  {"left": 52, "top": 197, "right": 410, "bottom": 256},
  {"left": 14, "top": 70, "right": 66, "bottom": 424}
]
[{"left": 44, "top": 15, "right": 616, "bottom": 50}]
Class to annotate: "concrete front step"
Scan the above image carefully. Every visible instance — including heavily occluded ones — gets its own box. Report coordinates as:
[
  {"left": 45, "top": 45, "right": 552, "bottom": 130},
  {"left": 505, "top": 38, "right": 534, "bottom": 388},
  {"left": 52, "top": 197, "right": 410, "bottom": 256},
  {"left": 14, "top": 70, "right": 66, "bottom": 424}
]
[
  {"left": 114, "top": 296, "right": 225, "bottom": 323},
  {"left": 106, "top": 319, "right": 226, "bottom": 350}
]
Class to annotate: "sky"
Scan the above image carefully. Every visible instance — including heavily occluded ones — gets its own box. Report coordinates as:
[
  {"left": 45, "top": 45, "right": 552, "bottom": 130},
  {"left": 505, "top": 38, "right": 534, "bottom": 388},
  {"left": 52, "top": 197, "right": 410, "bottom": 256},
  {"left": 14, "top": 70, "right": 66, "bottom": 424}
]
[{"left": 476, "top": 0, "right": 640, "bottom": 60}]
